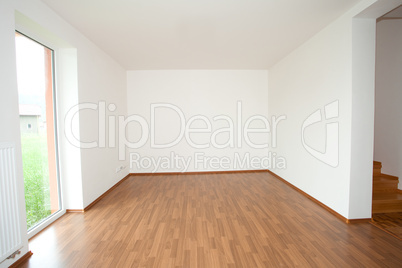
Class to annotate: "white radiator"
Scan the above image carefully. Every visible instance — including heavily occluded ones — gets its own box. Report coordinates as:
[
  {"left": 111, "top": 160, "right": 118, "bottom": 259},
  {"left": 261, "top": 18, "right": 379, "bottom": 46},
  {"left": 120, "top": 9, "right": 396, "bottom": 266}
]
[{"left": 0, "top": 143, "right": 23, "bottom": 263}]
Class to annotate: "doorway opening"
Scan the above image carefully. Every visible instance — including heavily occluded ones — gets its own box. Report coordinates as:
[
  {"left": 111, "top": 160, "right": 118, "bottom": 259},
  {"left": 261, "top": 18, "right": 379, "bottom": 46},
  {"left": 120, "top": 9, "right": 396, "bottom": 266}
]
[{"left": 371, "top": 6, "right": 402, "bottom": 239}]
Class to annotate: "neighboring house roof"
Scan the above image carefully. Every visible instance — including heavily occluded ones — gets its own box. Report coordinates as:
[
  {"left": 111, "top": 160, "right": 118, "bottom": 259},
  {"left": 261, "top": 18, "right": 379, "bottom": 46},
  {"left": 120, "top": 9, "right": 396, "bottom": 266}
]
[{"left": 19, "top": 104, "right": 42, "bottom": 116}]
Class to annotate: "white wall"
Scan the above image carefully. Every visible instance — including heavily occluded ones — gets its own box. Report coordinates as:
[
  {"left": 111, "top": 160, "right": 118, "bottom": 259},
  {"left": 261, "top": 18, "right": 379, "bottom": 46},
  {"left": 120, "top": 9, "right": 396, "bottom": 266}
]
[
  {"left": 126, "top": 70, "right": 269, "bottom": 173},
  {"left": 1, "top": 0, "right": 128, "bottom": 265},
  {"left": 268, "top": 13, "right": 353, "bottom": 218},
  {"left": 375, "top": 19, "right": 402, "bottom": 189},
  {"left": 349, "top": 17, "right": 376, "bottom": 219},
  {"left": 267, "top": 0, "right": 384, "bottom": 219},
  {"left": 13, "top": 0, "right": 129, "bottom": 209},
  {"left": 0, "top": 1, "right": 29, "bottom": 266},
  {"left": 76, "top": 35, "right": 128, "bottom": 207}
]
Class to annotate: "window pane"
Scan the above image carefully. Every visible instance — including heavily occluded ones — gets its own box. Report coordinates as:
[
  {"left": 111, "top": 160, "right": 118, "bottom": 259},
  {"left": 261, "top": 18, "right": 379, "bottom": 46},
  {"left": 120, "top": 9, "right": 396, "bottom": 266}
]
[{"left": 15, "top": 32, "right": 61, "bottom": 230}]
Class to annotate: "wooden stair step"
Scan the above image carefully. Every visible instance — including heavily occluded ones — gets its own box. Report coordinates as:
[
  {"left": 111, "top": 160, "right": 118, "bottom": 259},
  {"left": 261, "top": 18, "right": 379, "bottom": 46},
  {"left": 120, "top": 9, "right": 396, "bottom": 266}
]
[
  {"left": 373, "top": 175, "right": 398, "bottom": 182},
  {"left": 378, "top": 173, "right": 399, "bottom": 180},
  {"left": 373, "top": 188, "right": 399, "bottom": 193},
  {"left": 373, "top": 176, "right": 399, "bottom": 193},
  {"left": 373, "top": 178, "right": 399, "bottom": 186},
  {"left": 372, "top": 192, "right": 402, "bottom": 213},
  {"left": 373, "top": 161, "right": 382, "bottom": 175},
  {"left": 373, "top": 161, "right": 382, "bottom": 168},
  {"left": 373, "top": 192, "right": 402, "bottom": 200},
  {"left": 372, "top": 202, "right": 402, "bottom": 213},
  {"left": 373, "top": 169, "right": 382, "bottom": 175}
]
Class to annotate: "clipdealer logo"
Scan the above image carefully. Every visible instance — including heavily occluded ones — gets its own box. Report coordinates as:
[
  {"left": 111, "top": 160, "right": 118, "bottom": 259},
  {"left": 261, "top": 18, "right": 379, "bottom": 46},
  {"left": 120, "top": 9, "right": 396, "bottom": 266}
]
[
  {"left": 63, "top": 100, "right": 340, "bottom": 172},
  {"left": 301, "top": 100, "right": 339, "bottom": 167}
]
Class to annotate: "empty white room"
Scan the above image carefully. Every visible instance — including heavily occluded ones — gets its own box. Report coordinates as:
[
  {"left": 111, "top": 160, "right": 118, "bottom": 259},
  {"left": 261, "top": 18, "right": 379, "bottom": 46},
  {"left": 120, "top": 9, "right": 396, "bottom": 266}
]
[{"left": 1, "top": 0, "right": 402, "bottom": 267}]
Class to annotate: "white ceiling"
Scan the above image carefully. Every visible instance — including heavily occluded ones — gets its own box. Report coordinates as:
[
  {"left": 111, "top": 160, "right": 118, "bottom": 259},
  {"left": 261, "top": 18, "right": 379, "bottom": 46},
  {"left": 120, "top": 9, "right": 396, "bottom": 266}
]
[
  {"left": 384, "top": 5, "right": 402, "bottom": 17},
  {"left": 41, "top": 0, "right": 361, "bottom": 70}
]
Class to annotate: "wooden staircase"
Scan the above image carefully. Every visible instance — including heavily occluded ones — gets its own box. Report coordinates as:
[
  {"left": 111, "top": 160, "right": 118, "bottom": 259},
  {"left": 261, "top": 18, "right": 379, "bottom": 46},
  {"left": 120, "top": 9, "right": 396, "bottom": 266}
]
[{"left": 372, "top": 161, "right": 402, "bottom": 213}]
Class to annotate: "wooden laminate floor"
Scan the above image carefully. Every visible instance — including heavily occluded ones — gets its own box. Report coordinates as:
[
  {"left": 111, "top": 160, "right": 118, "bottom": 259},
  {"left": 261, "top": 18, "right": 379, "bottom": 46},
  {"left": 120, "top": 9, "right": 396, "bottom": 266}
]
[
  {"left": 372, "top": 212, "right": 402, "bottom": 240},
  {"left": 22, "top": 173, "right": 402, "bottom": 267}
]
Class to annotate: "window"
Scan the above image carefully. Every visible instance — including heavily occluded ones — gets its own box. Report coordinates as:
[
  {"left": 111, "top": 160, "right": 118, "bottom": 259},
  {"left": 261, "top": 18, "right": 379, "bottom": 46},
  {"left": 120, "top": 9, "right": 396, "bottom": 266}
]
[{"left": 15, "top": 32, "right": 62, "bottom": 233}]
